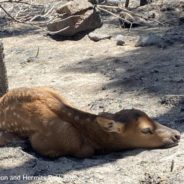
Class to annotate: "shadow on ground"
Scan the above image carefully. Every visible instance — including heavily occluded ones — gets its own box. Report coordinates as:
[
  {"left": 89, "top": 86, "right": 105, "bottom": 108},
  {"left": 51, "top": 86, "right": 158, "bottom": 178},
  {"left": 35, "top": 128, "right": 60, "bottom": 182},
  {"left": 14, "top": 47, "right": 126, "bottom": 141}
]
[
  {"left": 61, "top": 44, "right": 184, "bottom": 129},
  {"left": 0, "top": 20, "right": 40, "bottom": 38},
  {"left": 0, "top": 146, "right": 146, "bottom": 184}
]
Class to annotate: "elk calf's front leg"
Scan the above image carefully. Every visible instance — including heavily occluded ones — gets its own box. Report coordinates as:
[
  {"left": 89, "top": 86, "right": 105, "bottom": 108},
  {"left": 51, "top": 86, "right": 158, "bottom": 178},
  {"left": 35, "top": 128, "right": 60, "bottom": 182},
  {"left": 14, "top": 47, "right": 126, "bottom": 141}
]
[
  {"left": 29, "top": 133, "right": 64, "bottom": 158},
  {"left": 74, "top": 144, "right": 94, "bottom": 158}
]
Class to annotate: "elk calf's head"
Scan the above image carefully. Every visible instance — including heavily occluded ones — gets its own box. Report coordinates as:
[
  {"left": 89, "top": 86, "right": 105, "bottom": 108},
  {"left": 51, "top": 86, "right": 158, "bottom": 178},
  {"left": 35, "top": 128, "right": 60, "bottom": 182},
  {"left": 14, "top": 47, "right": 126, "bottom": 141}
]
[{"left": 97, "top": 109, "right": 180, "bottom": 149}]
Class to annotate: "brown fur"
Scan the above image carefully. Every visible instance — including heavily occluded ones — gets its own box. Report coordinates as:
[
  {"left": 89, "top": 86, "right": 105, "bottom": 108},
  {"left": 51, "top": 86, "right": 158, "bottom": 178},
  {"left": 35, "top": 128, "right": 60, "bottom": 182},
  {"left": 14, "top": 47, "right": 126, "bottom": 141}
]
[{"left": 0, "top": 87, "right": 180, "bottom": 158}]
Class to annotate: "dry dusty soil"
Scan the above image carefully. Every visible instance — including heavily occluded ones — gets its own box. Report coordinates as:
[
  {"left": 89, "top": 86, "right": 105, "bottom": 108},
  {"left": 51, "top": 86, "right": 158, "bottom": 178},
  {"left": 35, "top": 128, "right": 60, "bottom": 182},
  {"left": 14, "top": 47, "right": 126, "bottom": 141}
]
[{"left": 0, "top": 0, "right": 184, "bottom": 183}]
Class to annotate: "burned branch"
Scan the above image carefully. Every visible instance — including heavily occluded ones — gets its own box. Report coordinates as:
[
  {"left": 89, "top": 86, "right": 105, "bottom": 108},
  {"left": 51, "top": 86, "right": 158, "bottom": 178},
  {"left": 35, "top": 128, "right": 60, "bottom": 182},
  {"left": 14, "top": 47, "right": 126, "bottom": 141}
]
[{"left": 0, "top": 0, "right": 165, "bottom": 36}]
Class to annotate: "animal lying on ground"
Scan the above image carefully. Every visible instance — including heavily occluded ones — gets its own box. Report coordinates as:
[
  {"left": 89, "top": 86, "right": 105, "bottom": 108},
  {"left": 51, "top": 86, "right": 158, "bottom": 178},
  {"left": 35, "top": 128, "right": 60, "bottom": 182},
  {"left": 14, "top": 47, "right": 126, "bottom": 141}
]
[
  {"left": 0, "top": 87, "right": 181, "bottom": 158},
  {"left": 0, "top": 42, "right": 180, "bottom": 158}
]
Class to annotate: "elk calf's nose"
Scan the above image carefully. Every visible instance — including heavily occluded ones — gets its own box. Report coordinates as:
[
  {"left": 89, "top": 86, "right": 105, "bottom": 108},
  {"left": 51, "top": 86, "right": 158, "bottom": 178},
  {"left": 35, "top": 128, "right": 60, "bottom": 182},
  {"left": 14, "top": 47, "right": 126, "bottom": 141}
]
[
  {"left": 175, "top": 133, "right": 181, "bottom": 141},
  {"left": 173, "top": 130, "right": 181, "bottom": 141}
]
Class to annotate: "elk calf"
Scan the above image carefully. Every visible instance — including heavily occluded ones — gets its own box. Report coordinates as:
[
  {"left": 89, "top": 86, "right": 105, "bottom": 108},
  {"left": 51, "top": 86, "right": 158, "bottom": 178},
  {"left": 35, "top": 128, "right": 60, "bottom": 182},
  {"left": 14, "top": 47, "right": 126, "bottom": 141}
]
[{"left": 0, "top": 87, "right": 180, "bottom": 158}]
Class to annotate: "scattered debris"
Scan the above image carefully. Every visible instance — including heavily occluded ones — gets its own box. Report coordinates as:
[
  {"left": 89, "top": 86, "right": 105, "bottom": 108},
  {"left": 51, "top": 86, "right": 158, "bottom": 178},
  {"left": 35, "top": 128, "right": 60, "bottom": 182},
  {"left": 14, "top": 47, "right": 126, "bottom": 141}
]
[
  {"left": 140, "top": 173, "right": 168, "bottom": 184},
  {"left": 160, "top": 95, "right": 184, "bottom": 106}
]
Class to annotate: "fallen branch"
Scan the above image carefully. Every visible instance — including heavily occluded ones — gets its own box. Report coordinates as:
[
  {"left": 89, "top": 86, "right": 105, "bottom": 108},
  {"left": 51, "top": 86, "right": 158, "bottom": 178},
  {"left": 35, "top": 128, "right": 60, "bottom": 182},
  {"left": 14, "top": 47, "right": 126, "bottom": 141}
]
[
  {"left": 0, "top": 0, "right": 32, "bottom": 6},
  {"left": 0, "top": 2, "right": 46, "bottom": 30},
  {"left": 96, "top": 6, "right": 133, "bottom": 25},
  {"left": 0, "top": 4, "right": 22, "bottom": 23},
  {"left": 47, "top": 26, "right": 70, "bottom": 35},
  {"left": 98, "top": 4, "right": 165, "bottom": 26},
  {"left": 0, "top": 0, "right": 164, "bottom": 35},
  {"left": 98, "top": 4, "right": 134, "bottom": 19}
]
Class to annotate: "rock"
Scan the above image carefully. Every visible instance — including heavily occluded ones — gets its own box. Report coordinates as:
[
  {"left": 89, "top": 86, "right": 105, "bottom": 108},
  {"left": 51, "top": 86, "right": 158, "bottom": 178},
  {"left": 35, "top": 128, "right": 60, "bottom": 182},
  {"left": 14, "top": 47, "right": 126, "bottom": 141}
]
[
  {"left": 115, "top": 34, "right": 125, "bottom": 46},
  {"left": 101, "top": 86, "right": 107, "bottom": 90},
  {"left": 56, "top": 0, "right": 93, "bottom": 15},
  {"left": 47, "top": 0, "right": 102, "bottom": 37},
  {"left": 88, "top": 32, "right": 111, "bottom": 41},
  {"left": 135, "top": 33, "right": 164, "bottom": 47}
]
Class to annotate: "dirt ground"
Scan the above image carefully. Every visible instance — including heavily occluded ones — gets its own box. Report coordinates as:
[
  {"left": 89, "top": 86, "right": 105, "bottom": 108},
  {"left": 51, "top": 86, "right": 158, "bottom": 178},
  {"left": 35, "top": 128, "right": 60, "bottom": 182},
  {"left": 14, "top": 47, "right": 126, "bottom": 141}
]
[{"left": 0, "top": 0, "right": 184, "bottom": 183}]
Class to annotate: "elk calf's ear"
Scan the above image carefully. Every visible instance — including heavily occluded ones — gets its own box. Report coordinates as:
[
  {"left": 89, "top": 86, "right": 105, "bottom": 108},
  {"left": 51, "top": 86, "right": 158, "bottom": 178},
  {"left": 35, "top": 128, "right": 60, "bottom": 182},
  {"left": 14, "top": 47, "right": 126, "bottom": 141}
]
[{"left": 96, "top": 117, "right": 124, "bottom": 133}]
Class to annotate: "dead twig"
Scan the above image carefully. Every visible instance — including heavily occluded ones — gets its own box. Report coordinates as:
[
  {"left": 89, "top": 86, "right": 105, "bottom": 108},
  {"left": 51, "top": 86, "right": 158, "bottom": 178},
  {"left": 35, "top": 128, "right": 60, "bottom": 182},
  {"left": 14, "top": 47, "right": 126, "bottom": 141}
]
[
  {"left": 98, "top": 4, "right": 164, "bottom": 26},
  {"left": 98, "top": 4, "right": 134, "bottom": 19},
  {"left": 47, "top": 26, "right": 70, "bottom": 35},
  {"left": 0, "top": 4, "right": 23, "bottom": 23},
  {"left": 96, "top": 6, "right": 133, "bottom": 25},
  {"left": 170, "top": 160, "right": 174, "bottom": 172},
  {"left": 0, "top": 0, "right": 32, "bottom": 6},
  {"left": 96, "top": 6, "right": 133, "bottom": 32},
  {"left": 0, "top": 3, "right": 47, "bottom": 30},
  {"left": 35, "top": 47, "right": 39, "bottom": 58}
]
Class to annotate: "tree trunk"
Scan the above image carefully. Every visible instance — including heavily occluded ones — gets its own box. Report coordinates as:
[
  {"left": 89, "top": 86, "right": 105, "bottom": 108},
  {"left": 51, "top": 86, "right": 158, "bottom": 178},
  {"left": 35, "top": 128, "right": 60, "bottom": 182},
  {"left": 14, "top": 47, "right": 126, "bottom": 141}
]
[
  {"left": 0, "top": 41, "right": 8, "bottom": 97},
  {"left": 125, "top": 0, "right": 129, "bottom": 8}
]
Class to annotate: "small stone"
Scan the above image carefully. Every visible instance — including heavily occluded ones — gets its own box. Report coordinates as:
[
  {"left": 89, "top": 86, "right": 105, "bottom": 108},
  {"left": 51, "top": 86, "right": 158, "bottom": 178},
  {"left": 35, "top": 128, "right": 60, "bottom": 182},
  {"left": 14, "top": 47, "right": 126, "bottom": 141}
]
[
  {"left": 88, "top": 33, "right": 111, "bottom": 42},
  {"left": 26, "top": 57, "right": 38, "bottom": 63},
  {"left": 102, "top": 86, "right": 106, "bottom": 90},
  {"left": 135, "top": 33, "right": 164, "bottom": 47},
  {"left": 115, "top": 35, "right": 125, "bottom": 46}
]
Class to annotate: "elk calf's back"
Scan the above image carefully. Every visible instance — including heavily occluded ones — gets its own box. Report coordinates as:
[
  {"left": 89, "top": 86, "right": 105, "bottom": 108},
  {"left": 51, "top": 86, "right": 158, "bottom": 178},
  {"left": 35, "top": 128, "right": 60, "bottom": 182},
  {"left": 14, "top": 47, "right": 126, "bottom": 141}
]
[{"left": 0, "top": 87, "right": 181, "bottom": 158}]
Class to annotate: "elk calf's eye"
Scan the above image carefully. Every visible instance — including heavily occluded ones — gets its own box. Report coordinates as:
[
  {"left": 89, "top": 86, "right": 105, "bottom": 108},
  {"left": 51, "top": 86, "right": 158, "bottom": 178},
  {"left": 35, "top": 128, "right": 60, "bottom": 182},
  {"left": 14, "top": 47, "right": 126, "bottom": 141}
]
[{"left": 141, "top": 128, "right": 153, "bottom": 134}]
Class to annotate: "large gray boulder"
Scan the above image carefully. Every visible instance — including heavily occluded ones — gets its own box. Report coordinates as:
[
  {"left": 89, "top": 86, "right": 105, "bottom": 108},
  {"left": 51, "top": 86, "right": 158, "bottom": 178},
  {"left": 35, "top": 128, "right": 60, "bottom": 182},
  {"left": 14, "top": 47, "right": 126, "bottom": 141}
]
[{"left": 47, "top": 0, "right": 102, "bottom": 37}]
